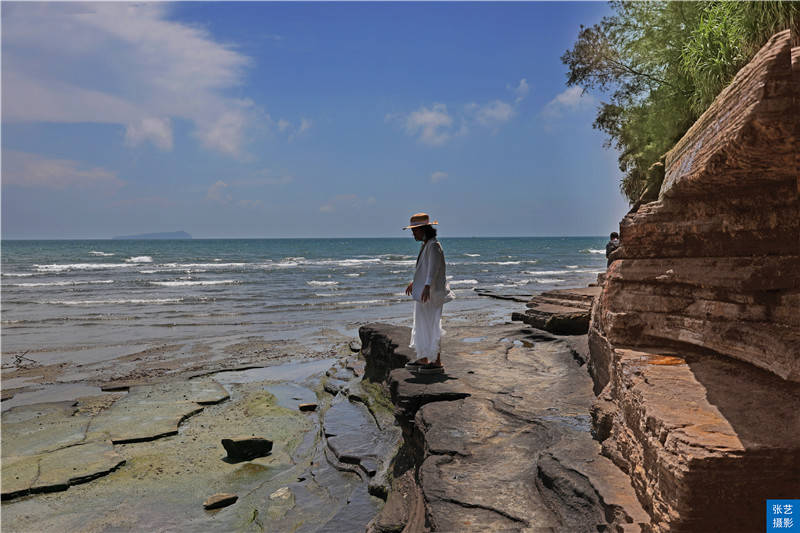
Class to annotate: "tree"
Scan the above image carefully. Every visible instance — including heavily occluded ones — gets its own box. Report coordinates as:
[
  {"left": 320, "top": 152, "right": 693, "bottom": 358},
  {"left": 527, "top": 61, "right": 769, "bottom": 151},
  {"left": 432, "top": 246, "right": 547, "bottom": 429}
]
[{"left": 564, "top": 1, "right": 799, "bottom": 204}]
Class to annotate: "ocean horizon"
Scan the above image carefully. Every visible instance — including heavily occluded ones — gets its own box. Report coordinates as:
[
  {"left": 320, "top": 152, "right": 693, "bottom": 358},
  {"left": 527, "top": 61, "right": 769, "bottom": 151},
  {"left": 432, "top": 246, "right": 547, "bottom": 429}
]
[{"left": 1, "top": 236, "right": 608, "bottom": 359}]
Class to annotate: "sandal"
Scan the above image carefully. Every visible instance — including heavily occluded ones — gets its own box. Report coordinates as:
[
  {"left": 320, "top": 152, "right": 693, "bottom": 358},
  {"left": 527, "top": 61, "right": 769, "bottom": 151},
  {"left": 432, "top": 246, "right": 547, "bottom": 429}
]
[
  {"left": 415, "top": 362, "right": 444, "bottom": 374},
  {"left": 404, "top": 358, "right": 428, "bottom": 369}
]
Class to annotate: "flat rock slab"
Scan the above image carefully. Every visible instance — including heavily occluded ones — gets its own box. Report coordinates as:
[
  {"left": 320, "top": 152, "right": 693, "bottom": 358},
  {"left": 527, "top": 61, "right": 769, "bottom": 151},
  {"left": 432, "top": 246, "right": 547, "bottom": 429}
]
[
  {"left": 512, "top": 287, "right": 601, "bottom": 335},
  {"left": 362, "top": 322, "right": 647, "bottom": 531},
  {"left": 2, "top": 402, "right": 89, "bottom": 457},
  {"left": 323, "top": 396, "right": 400, "bottom": 479},
  {"left": 87, "top": 379, "right": 226, "bottom": 443},
  {"left": 203, "top": 493, "right": 238, "bottom": 510},
  {"left": 2, "top": 440, "right": 125, "bottom": 500}
]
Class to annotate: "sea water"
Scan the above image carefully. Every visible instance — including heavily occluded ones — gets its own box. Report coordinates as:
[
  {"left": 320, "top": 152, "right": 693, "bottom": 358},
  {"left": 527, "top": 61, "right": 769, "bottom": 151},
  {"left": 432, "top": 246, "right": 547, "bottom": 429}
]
[{"left": 1, "top": 237, "right": 608, "bottom": 355}]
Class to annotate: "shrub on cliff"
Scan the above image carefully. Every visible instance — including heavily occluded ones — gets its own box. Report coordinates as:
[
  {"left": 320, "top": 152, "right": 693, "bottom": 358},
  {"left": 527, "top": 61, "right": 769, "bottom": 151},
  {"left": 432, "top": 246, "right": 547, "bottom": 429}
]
[{"left": 563, "top": 1, "right": 799, "bottom": 204}]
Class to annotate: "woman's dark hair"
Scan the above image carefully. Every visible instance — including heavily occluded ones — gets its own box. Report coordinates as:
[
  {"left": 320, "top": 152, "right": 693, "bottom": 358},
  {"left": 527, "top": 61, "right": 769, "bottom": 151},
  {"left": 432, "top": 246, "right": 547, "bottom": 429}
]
[
  {"left": 423, "top": 225, "right": 437, "bottom": 240},
  {"left": 610, "top": 232, "right": 619, "bottom": 240}
]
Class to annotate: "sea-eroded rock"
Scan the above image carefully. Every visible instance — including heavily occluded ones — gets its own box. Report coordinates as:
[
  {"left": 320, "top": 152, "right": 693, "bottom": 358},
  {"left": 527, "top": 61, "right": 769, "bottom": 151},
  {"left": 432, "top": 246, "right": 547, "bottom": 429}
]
[
  {"left": 361, "top": 322, "right": 649, "bottom": 532},
  {"left": 589, "top": 30, "right": 800, "bottom": 532}
]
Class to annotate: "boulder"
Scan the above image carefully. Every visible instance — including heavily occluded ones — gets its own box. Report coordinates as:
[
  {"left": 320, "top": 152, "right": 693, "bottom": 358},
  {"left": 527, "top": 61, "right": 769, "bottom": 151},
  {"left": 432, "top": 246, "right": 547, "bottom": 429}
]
[{"left": 221, "top": 437, "right": 273, "bottom": 461}]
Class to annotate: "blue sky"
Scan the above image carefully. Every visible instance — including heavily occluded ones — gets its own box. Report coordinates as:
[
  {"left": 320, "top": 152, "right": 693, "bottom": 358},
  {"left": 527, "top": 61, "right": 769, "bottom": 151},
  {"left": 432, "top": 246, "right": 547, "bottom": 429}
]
[{"left": 2, "top": 1, "right": 628, "bottom": 239}]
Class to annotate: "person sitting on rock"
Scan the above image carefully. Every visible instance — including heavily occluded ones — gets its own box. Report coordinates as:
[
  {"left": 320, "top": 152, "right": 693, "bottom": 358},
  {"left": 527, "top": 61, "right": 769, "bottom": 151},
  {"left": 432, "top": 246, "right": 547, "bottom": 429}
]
[
  {"left": 606, "top": 232, "right": 620, "bottom": 267},
  {"left": 403, "top": 213, "right": 455, "bottom": 374}
]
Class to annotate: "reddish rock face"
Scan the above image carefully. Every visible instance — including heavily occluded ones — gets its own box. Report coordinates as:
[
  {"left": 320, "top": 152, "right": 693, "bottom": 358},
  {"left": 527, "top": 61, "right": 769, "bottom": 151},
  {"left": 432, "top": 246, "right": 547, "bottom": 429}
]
[
  {"left": 590, "top": 30, "right": 800, "bottom": 532},
  {"left": 599, "top": 29, "right": 799, "bottom": 384}
]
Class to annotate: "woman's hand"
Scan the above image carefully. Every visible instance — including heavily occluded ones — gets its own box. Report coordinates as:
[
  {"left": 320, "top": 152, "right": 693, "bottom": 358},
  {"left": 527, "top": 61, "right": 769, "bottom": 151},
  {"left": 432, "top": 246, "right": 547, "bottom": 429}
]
[
  {"left": 405, "top": 282, "right": 413, "bottom": 296},
  {"left": 421, "top": 285, "right": 431, "bottom": 303}
]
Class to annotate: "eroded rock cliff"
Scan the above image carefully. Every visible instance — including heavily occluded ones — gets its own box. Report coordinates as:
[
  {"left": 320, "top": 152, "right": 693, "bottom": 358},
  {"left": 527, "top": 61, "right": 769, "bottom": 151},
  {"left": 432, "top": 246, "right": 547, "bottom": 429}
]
[{"left": 589, "top": 30, "right": 800, "bottom": 532}]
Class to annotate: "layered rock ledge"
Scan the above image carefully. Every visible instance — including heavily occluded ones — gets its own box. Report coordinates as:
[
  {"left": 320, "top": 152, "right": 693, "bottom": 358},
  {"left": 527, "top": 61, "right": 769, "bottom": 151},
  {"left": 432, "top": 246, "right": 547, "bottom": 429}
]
[
  {"left": 512, "top": 287, "right": 601, "bottom": 335},
  {"left": 590, "top": 30, "right": 800, "bottom": 532},
  {"left": 360, "top": 322, "right": 649, "bottom": 532}
]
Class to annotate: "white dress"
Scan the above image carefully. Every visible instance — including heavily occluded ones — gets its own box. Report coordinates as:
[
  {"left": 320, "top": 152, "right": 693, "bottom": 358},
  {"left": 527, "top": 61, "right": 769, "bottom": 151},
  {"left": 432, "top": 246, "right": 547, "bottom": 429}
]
[{"left": 409, "top": 238, "right": 455, "bottom": 359}]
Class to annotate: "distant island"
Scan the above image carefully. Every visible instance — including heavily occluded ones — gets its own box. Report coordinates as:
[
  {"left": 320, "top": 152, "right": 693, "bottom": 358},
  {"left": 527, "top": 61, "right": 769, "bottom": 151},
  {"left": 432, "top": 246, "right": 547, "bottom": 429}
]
[{"left": 112, "top": 231, "right": 192, "bottom": 240}]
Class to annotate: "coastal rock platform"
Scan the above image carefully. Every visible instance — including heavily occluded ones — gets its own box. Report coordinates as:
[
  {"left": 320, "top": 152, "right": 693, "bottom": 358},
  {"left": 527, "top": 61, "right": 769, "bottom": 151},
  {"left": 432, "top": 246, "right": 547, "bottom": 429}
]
[{"left": 360, "top": 322, "right": 649, "bottom": 532}]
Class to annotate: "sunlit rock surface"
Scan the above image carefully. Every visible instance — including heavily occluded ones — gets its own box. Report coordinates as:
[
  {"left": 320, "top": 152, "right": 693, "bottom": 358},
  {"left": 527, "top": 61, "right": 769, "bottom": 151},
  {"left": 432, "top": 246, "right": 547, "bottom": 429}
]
[
  {"left": 361, "top": 323, "right": 649, "bottom": 532},
  {"left": 590, "top": 30, "right": 800, "bottom": 532}
]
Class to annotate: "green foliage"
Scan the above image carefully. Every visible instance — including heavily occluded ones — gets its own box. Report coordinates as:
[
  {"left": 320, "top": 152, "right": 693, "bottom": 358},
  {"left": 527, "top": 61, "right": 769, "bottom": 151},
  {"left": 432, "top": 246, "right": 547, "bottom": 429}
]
[{"left": 564, "top": 1, "right": 799, "bottom": 204}]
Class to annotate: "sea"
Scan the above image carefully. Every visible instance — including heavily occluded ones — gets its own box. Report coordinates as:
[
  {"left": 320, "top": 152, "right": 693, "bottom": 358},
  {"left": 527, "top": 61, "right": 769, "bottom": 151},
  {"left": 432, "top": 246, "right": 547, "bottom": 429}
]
[{"left": 1, "top": 237, "right": 608, "bottom": 357}]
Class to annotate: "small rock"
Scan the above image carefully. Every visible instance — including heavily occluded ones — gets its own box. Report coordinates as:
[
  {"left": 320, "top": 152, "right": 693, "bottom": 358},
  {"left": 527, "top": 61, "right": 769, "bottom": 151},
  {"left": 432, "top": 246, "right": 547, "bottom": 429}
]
[
  {"left": 203, "top": 493, "right": 238, "bottom": 510},
  {"left": 270, "top": 486, "right": 291, "bottom": 500},
  {"left": 349, "top": 340, "right": 362, "bottom": 352},
  {"left": 298, "top": 403, "right": 317, "bottom": 412},
  {"left": 221, "top": 437, "right": 273, "bottom": 460}
]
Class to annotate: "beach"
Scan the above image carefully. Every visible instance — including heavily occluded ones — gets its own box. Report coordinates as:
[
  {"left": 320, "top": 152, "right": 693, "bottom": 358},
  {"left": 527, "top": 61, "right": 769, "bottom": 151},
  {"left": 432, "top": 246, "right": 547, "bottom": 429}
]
[{"left": 1, "top": 237, "right": 607, "bottom": 531}]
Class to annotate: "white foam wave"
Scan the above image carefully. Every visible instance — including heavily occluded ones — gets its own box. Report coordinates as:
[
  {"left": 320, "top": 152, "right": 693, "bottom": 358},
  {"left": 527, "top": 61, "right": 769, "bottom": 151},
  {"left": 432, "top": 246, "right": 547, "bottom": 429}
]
[
  {"left": 581, "top": 249, "right": 605, "bottom": 254},
  {"left": 46, "top": 298, "right": 183, "bottom": 305},
  {"left": 125, "top": 256, "right": 153, "bottom": 263},
  {"left": 13, "top": 280, "right": 115, "bottom": 287},
  {"left": 170, "top": 262, "right": 247, "bottom": 269},
  {"left": 481, "top": 261, "right": 521, "bottom": 265},
  {"left": 463, "top": 253, "right": 481, "bottom": 257},
  {"left": 523, "top": 269, "right": 596, "bottom": 275},
  {"left": 532, "top": 278, "right": 564, "bottom": 284},
  {"left": 449, "top": 279, "right": 479, "bottom": 286},
  {"left": 89, "top": 251, "right": 115, "bottom": 256},
  {"left": 150, "top": 280, "right": 238, "bottom": 287},
  {"left": 344, "top": 273, "right": 361, "bottom": 277},
  {"left": 2, "top": 273, "right": 35, "bottom": 277},
  {"left": 314, "top": 292, "right": 336, "bottom": 297},
  {"left": 306, "top": 281, "right": 339, "bottom": 287},
  {"left": 566, "top": 265, "right": 579, "bottom": 269},
  {"left": 35, "top": 263, "right": 130, "bottom": 272},
  {"left": 337, "top": 299, "right": 386, "bottom": 305}
]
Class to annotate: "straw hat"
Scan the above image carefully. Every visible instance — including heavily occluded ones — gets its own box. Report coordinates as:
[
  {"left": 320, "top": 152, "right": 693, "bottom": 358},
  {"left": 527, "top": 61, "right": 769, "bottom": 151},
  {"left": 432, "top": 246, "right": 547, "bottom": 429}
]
[{"left": 403, "top": 212, "right": 438, "bottom": 230}]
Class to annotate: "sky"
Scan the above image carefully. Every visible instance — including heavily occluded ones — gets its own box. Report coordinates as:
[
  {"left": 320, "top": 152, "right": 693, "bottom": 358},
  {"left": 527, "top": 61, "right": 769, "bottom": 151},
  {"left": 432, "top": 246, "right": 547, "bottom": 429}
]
[{"left": 1, "top": 1, "right": 629, "bottom": 239}]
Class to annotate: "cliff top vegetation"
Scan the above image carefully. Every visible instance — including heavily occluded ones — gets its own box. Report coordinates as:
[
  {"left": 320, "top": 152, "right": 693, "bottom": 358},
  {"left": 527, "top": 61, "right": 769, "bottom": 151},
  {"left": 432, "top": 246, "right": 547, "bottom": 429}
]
[{"left": 563, "top": 1, "right": 799, "bottom": 204}]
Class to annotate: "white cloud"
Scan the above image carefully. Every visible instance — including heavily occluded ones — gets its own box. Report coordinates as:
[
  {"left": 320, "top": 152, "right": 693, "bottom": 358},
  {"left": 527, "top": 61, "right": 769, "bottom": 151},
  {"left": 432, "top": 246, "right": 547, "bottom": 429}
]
[
  {"left": 473, "top": 100, "right": 515, "bottom": 128},
  {"left": 277, "top": 119, "right": 291, "bottom": 132},
  {"left": 510, "top": 78, "right": 530, "bottom": 104},
  {"left": 393, "top": 78, "right": 528, "bottom": 145},
  {"left": 431, "top": 171, "right": 448, "bottom": 183},
  {"left": 404, "top": 104, "right": 454, "bottom": 146},
  {"left": 124, "top": 117, "right": 173, "bottom": 151},
  {"left": 207, "top": 180, "right": 232, "bottom": 203},
  {"left": 542, "top": 87, "right": 596, "bottom": 118},
  {"left": 2, "top": 150, "right": 123, "bottom": 190},
  {"left": 2, "top": 2, "right": 256, "bottom": 157}
]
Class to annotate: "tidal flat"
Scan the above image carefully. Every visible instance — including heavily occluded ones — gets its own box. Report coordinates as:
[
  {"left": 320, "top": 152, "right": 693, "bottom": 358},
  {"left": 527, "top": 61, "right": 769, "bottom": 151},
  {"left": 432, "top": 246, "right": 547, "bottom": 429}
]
[{"left": 0, "top": 325, "right": 406, "bottom": 532}]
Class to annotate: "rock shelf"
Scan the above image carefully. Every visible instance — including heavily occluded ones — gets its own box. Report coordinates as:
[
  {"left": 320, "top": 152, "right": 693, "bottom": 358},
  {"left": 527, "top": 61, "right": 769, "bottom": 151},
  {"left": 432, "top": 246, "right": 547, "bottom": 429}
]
[
  {"left": 511, "top": 287, "right": 601, "bottom": 335},
  {"left": 360, "top": 322, "right": 649, "bottom": 532}
]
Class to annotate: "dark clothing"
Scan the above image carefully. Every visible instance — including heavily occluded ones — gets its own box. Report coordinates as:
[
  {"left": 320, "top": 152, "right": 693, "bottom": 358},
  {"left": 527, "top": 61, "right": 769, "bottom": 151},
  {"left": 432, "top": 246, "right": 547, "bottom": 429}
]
[{"left": 605, "top": 239, "right": 620, "bottom": 267}]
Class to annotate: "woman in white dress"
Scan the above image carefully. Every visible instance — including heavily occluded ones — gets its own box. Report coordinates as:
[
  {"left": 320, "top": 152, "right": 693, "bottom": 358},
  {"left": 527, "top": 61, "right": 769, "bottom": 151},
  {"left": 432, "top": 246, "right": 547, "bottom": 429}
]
[{"left": 403, "top": 213, "right": 454, "bottom": 374}]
